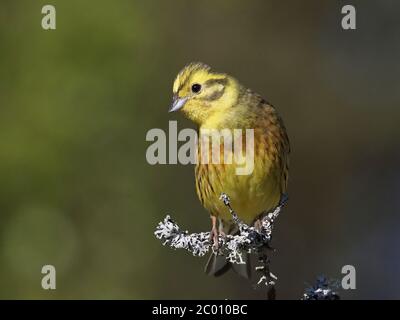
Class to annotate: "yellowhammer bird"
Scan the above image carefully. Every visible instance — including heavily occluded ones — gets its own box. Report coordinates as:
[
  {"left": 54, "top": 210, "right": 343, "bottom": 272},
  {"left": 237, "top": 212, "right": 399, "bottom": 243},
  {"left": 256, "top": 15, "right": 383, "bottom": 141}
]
[{"left": 169, "top": 62, "right": 290, "bottom": 278}]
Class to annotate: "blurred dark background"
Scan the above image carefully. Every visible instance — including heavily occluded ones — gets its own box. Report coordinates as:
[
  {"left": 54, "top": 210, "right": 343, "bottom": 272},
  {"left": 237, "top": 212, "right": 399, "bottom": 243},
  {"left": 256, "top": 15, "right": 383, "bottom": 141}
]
[{"left": 0, "top": 0, "right": 399, "bottom": 299}]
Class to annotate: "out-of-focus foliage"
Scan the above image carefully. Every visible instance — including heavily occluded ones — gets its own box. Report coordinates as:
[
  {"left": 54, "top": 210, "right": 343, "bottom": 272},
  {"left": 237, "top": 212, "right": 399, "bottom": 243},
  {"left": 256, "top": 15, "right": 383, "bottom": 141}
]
[{"left": 0, "top": 0, "right": 399, "bottom": 299}]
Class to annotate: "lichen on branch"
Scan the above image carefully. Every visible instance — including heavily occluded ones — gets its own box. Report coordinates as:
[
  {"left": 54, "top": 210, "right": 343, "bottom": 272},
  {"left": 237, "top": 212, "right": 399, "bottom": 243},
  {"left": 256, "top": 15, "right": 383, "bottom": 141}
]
[
  {"left": 155, "top": 193, "right": 285, "bottom": 262},
  {"left": 154, "top": 193, "right": 288, "bottom": 289}
]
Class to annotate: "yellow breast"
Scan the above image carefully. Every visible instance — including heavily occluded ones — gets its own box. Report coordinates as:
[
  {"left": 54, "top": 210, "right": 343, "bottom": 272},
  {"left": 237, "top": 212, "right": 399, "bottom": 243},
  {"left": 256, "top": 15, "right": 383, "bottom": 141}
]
[{"left": 195, "top": 128, "right": 285, "bottom": 225}]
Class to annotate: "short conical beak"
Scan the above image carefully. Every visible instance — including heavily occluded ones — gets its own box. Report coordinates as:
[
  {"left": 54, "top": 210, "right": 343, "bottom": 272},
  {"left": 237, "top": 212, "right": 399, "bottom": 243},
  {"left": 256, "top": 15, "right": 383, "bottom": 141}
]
[{"left": 169, "top": 95, "right": 188, "bottom": 112}]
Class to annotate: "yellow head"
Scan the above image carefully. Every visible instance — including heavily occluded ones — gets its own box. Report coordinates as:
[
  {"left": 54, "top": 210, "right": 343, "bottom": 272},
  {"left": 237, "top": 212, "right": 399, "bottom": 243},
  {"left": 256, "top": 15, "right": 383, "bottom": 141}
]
[{"left": 170, "top": 62, "right": 240, "bottom": 126}]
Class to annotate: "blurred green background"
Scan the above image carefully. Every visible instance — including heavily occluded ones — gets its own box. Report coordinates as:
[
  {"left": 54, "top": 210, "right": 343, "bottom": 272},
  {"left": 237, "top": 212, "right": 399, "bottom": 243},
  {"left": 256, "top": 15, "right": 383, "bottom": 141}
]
[{"left": 0, "top": 0, "right": 399, "bottom": 299}]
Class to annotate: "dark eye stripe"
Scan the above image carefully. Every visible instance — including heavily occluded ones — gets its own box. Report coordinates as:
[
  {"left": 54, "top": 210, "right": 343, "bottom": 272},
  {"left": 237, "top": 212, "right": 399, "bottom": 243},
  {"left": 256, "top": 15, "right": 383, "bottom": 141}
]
[
  {"left": 202, "top": 87, "right": 225, "bottom": 101},
  {"left": 204, "top": 77, "right": 228, "bottom": 87}
]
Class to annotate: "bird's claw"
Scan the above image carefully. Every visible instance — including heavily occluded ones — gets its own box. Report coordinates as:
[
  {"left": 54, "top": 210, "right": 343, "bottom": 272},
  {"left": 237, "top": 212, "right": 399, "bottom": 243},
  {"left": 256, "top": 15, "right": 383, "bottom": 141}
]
[
  {"left": 254, "top": 218, "right": 263, "bottom": 233},
  {"left": 209, "top": 227, "right": 220, "bottom": 250}
]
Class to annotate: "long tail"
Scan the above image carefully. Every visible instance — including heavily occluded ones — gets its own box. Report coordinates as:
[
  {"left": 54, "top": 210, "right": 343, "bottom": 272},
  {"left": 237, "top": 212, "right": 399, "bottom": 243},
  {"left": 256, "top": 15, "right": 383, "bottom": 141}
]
[
  {"left": 204, "top": 251, "right": 251, "bottom": 278},
  {"left": 204, "top": 219, "right": 251, "bottom": 278}
]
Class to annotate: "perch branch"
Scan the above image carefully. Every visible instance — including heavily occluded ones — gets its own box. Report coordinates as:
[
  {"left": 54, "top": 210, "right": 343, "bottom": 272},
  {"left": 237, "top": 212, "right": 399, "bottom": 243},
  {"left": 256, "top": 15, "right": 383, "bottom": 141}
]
[
  {"left": 154, "top": 193, "right": 341, "bottom": 300},
  {"left": 154, "top": 192, "right": 288, "bottom": 292}
]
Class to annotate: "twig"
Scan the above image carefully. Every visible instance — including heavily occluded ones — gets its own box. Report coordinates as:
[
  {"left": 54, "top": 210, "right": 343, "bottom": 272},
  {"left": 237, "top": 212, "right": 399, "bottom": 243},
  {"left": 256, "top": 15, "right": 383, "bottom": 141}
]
[
  {"left": 154, "top": 192, "right": 288, "bottom": 298},
  {"left": 154, "top": 194, "right": 342, "bottom": 300}
]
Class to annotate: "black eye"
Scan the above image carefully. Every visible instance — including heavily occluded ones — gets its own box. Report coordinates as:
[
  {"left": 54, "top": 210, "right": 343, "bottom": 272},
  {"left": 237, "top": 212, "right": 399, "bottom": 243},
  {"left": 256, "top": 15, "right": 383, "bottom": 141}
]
[{"left": 191, "top": 83, "right": 201, "bottom": 93}]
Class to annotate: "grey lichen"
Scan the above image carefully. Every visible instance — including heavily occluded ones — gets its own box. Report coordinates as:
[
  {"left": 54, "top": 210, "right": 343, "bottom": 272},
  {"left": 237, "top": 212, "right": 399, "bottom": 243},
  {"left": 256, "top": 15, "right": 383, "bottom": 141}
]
[
  {"left": 302, "top": 276, "right": 341, "bottom": 300},
  {"left": 154, "top": 192, "right": 288, "bottom": 291}
]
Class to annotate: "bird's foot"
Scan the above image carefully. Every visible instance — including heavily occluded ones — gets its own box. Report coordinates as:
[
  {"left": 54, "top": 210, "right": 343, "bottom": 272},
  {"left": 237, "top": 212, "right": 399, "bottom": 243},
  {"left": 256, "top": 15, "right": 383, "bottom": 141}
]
[
  {"left": 209, "top": 226, "right": 220, "bottom": 251},
  {"left": 209, "top": 215, "right": 222, "bottom": 251},
  {"left": 254, "top": 218, "right": 263, "bottom": 233}
]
